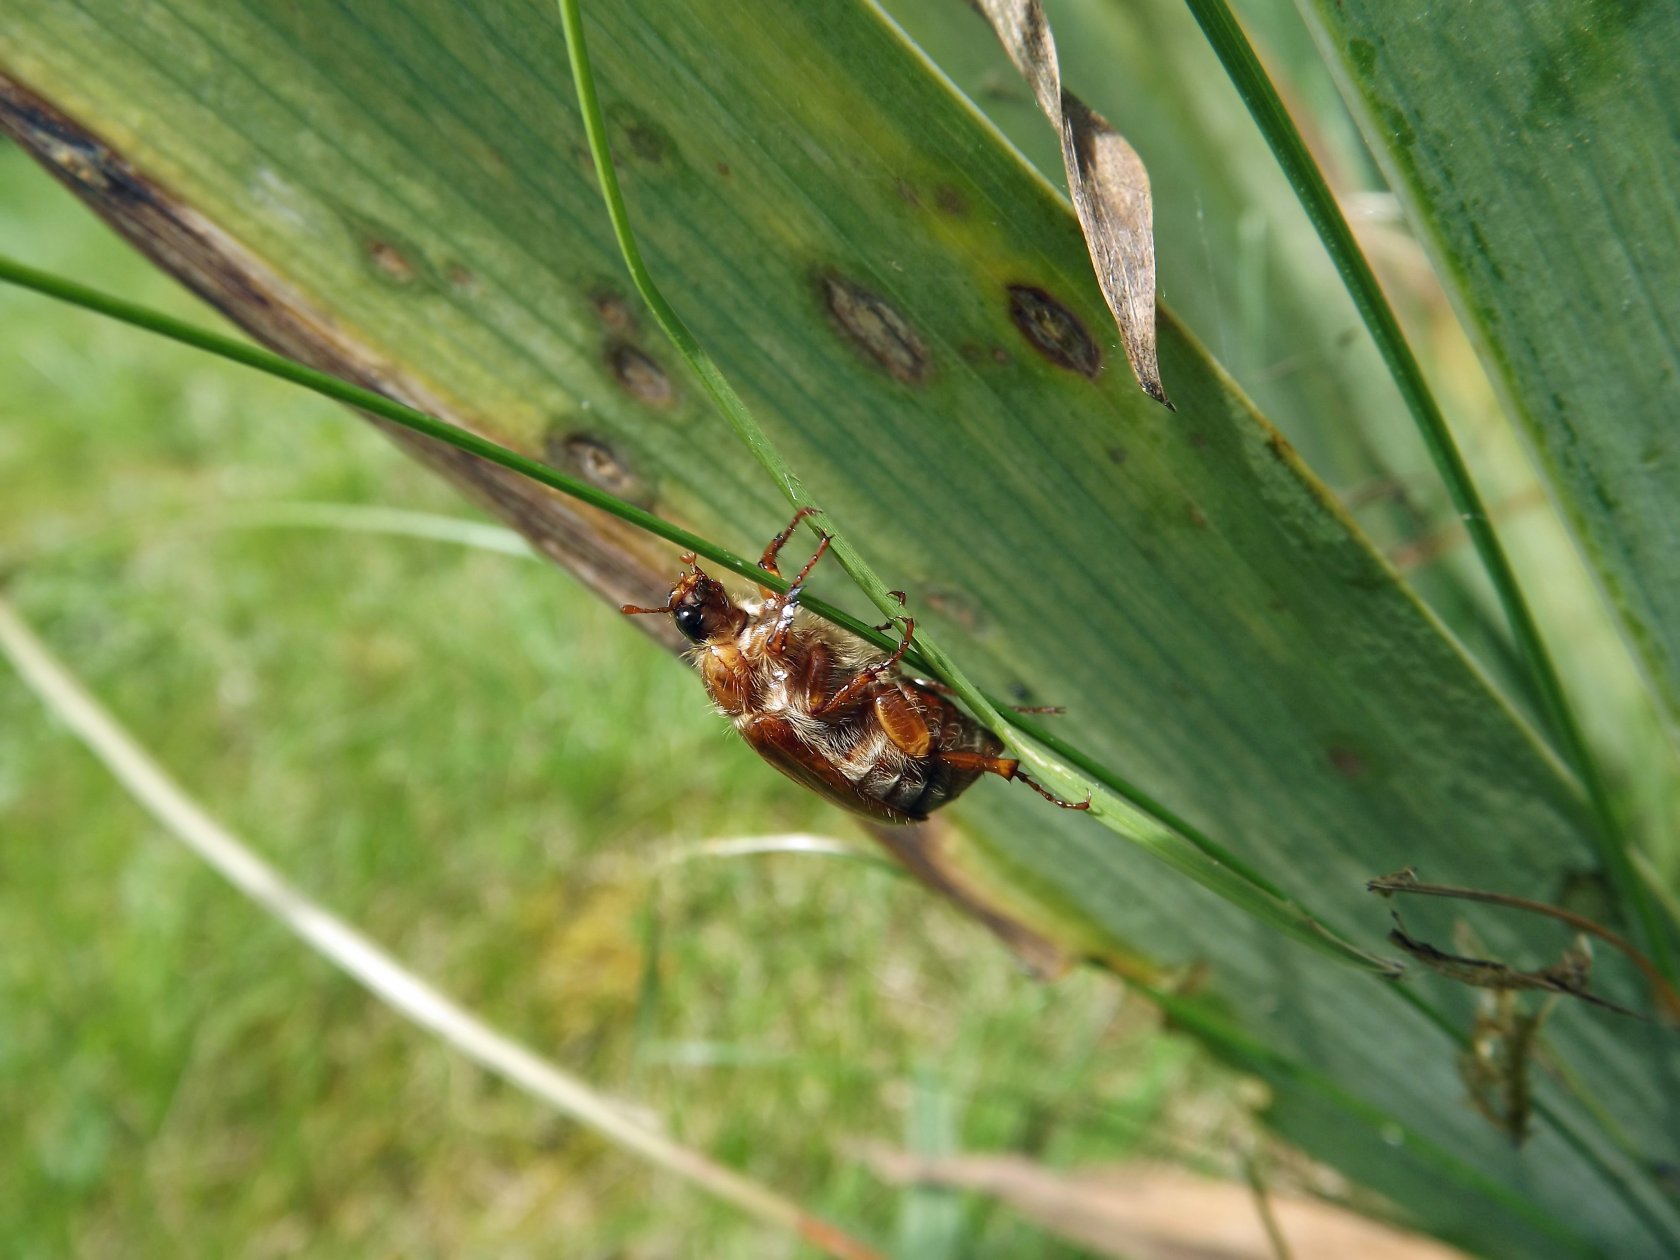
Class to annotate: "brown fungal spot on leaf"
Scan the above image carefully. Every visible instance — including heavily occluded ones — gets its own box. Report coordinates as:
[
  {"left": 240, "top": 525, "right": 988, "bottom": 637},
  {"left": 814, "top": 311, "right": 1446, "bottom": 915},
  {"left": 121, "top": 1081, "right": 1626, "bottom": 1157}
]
[
  {"left": 333, "top": 204, "right": 437, "bottom": 290},
  {"left": 606, "top": 342, "right": 676, "bottom": 408},
  {"left": 607, "top": 103, "right": 673, "bottom": 165},
  {"left": 546, "top": 431, "right": 651, "bottom": 506},
  {"left": 976, "top": 0, "right": 1168, "bottom": 406},
  {"left": 1185, "top": 502, "right": 1208, "bottom": 530},
  {"left": 934, "top": 184, "right": 968, "bottom": 217},
  {"left": 364, "top": 238, "right": 418, "bottom": 285},
  {"left": 820, "top": 271, "right": 932, "bottom": 384},
  {"left": 1007, "top": 284, "right": 1102, "bottom": 378},
  {"left": 445, "top": 263, "right": 477, "bottom": 293},
  {"left": 715, "top": 161, "right": 731, "bottom": 178},
  {"left": 920, "top": 586, "right": 987, "bottom": 633},
  {"left": 589, "top": 288, "right": 638, "bottom": 336},
  {"left": 892, "top": 177, "right": 920, "bottom": 207},
  {"left": 1327, "top": 744, "right": 1367, "bottom": 778}
]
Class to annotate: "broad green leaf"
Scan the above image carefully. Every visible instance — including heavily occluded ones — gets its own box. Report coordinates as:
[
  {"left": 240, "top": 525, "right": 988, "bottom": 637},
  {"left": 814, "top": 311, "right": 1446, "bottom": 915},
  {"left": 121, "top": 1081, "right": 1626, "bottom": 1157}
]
[
  {"left": 1295, "top": 0, "right": 1680, "bottom": 734},
  {"left": 3, "top": 0, "right": 1677, "bottom": 1253},
  {"left": 889, "top": 0, "right": 1537, "bottom": 731}
]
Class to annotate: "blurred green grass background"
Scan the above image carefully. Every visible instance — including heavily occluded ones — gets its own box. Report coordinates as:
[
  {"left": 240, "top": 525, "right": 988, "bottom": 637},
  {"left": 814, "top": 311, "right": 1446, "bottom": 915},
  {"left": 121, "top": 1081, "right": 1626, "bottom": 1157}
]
[{"left": 0, "top": 143, "right": 1248, "bottom": 1257}]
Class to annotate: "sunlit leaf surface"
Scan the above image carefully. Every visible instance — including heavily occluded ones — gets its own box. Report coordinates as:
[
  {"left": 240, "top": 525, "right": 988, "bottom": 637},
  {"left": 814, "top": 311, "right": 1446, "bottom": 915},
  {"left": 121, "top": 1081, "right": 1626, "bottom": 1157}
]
[{"left": 3, "top": 0, "right": 1677, "bottom": 1252}]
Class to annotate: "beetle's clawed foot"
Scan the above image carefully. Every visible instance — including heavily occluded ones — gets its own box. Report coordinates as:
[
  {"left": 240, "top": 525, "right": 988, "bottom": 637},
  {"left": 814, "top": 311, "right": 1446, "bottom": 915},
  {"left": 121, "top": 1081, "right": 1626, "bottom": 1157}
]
[
  {"left": 871, "top": 590, "right": 909, "bottom": 632},
  {"left": 758, "top": 507, "right": 823, "bottom": 576},
  {"left": 1017, "top": 771, "right": 1092, "bottom": 811}
]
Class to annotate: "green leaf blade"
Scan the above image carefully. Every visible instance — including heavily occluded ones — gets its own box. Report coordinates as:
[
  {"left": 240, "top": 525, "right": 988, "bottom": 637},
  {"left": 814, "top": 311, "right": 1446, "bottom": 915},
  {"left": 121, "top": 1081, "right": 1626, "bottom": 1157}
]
[
  {"left": 1298, "top": 0, "right": 1680, "bottom": 733},
  {"left": 5, "top": 0, "right": 1679, "bottom": 1251}
]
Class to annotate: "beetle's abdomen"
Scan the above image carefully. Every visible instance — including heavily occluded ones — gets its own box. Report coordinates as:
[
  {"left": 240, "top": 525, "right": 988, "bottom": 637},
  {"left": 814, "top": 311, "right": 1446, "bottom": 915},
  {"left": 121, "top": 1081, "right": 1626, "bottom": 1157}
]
[{"left": 833, "top": 685, "right": 999, "bottom": 820}]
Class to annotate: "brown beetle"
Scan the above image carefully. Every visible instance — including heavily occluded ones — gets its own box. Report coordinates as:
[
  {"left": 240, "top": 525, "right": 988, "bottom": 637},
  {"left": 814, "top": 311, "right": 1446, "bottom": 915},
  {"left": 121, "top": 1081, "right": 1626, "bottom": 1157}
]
[{"left": 623, "top": 509, "right": 1088, "bottom": 822}]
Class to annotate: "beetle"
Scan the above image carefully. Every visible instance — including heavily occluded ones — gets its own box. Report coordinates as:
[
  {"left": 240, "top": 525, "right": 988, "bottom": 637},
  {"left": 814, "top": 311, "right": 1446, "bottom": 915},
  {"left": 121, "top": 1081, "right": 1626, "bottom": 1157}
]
[{"left": 623, "top": 509, "right": 1089, "bottom": 822}]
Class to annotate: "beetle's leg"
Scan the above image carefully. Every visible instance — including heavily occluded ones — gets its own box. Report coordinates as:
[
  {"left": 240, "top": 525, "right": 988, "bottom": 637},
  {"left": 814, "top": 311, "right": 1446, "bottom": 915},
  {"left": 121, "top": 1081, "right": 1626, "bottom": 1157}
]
[
  {"left": 792, "top": 640, "right": 835, "bottom": 708},
  {"left": 811, "top": 617, "right": 916, "bottom": 718},
  {"left": 869, "top": 590, "right": 908, "bottom": 632},
  {"left": 767, "top": 599, "right": 798, "bottom": 655},
  {"left": 757, "top": 506, "right": 820, "bottom": 595},
  {"left": 765, "top": 533, "right": 833, "bottom": 653},
  {"left": 698, "top": 643, "right": 753, "bottom": 714},
  {"left": 766, "top": 538, "right": 829, "bottom": 655},
  {"left": 788, "top": 531, "right": 832, "bottom": 588},
  {"left": 873, "top": 683, "right": 935, "bottom": 757},
  {"left": 907, "top": 676, "right": 1064, "bottom": 715},
  {"left": 933, "top": 750, "right": 1092, "bottom": 810},
  {"left": 1015, "top": 771, "right": 1090, "bottom": 809}
]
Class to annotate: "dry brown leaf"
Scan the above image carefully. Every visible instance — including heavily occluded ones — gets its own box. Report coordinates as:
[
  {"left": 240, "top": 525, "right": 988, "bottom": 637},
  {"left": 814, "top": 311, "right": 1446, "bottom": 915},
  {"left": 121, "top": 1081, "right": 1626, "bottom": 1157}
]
[
  {"left": 974, "top": 0, "right": 1170, "bottom": 407},
  {"left": 860, "top": 1149, "right": 1466, "bottom": 1260}
]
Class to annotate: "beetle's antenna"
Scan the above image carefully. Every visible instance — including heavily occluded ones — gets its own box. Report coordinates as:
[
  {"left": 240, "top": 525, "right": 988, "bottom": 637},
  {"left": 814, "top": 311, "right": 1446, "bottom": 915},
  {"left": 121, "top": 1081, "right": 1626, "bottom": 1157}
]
[{"left": 621, "top": 600, "right": 675, "bottom": 616}]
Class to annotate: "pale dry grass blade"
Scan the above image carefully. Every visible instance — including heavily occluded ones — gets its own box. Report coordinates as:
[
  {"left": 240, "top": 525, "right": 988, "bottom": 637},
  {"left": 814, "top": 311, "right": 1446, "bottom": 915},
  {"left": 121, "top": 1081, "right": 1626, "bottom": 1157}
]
[
  {"left": 0, "top": 594, "right": 882, "bottom": 1260},
  {"left": 860, "top": 1149, "right": 1466, "bottom": 1260}
]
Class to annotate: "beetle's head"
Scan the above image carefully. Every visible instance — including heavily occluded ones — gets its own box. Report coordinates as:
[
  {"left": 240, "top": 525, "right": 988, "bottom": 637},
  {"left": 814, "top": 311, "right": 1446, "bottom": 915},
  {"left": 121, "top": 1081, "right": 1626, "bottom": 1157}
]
[{"left": 621, "top": 554, "right": 746, "bottom": 644}]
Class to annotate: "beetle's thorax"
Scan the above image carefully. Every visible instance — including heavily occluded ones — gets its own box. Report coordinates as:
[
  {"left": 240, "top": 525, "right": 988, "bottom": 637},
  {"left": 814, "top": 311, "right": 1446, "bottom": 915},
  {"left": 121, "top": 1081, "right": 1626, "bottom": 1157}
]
[{"left": 696, "top": 600, "right": 867, "bottom": 718}]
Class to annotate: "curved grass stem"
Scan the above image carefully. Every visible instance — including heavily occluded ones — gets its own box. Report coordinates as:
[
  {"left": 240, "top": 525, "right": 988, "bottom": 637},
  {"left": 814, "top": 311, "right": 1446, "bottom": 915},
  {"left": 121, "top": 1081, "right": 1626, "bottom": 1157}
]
[
  {"left": 0, "top": 254, "right": 757, "bottom": 585},
  {"left": 1177, "top": 0, "right": 1674, "bottom": 980},
  {"left": 554, "top": 0, "right": 1395, "bottom": 976},
  {"left": 0, "top": 257, "right": 1381, "bottom": 974}
]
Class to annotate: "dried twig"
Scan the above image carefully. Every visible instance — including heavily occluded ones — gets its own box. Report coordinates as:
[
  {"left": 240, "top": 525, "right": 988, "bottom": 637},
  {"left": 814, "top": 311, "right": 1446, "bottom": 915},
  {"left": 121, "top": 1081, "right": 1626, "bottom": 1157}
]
[{"left": 1370, "top": 868, "right": 1679, "bottom": 1022}]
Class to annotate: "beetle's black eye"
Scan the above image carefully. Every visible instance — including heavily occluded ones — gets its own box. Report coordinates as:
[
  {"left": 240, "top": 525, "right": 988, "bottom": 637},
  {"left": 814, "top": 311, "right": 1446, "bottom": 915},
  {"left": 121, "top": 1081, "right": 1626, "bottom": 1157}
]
[{"left": 674, "top": 605, "right": 707, "bottom": 642}]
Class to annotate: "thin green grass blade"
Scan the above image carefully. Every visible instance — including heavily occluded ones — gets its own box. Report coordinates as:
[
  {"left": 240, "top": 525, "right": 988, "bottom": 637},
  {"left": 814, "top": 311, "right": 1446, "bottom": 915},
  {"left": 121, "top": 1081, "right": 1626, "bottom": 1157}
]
[
  {"left": 1176, "top": 0, "right": 1671, "bottom": 979},
  {"left": 0, "top": 250, "right": 1388, "bottom": 974},
  {"left": 0, "top": 253, "right": 841, "bottom": 627},
  {"left": 1291, "top": 0, "right": 1680, "bottom": 751},
  {"left": 0, "top": 594, "right": 882, "bottom": 1260}
]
